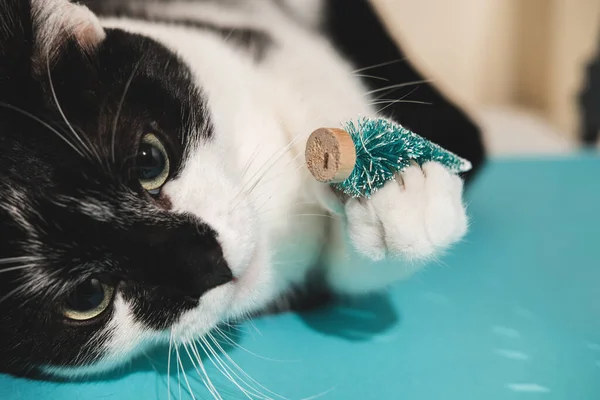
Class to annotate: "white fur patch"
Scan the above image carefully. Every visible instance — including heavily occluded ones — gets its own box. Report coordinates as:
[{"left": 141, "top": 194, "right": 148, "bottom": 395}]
[{"left": 48, "top": 0, "right": 471, "bottom": 373}]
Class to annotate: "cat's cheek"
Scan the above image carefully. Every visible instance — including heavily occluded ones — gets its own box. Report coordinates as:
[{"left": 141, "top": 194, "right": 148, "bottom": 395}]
[{"left": 227, "top": 236, "right": 278, "bottom": 319}]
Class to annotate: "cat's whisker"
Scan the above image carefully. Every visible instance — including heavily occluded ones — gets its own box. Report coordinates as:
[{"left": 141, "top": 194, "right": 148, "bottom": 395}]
[
  {"left": 371, "top": 79, "right": 429, "bottom": 103},
  {"left": 176, "top": 342, "right": 183, "bottom": 400},
  {"left": 184, "top": 341, "right": 222, "bottom": 400},
  {"left": 142, "top": 351, "right": 164, "bottom": 376},
  {"left": 369, "top": 99, "right": 432, "bottom": 107},
  {"left": 352, "top": 58, "right": 406, "bottom": 73},
  {"left": 202, "top": 341, "right": 267, "bottom": 400},
  {"left": 241, "top": 313, "right": 262, "bottom": 337},
  {"left": 198, "top": 337, "right": 267, "bottom": 400},
  {"left": 352, "top": 73, "right": 390, "bottom": 82},
  {"left": 249, "top": 160, "right": 305, "bottom": 215},
  {"left": 240, "top": 144, "right": 266, "bottom": 181},
  {"left": 0, "top": 263, "right": 37, "bottom": 274},
  {"left": 195, "top": 340, "right": 258, "bottom": 400},
  {"left": 292, "top": 213, "right": 340, "bottom": 219},
  {"left": 0, "top": 256, "right": 41, "bottom": 265},
  {"left": 236, "top": 131, "right": 306, "bottom": 208},
  {"left": 188, "top": 342, "right": 227, "bottom": 399},
  {"left": 375, "top": 86, "right": 424, "bottom": 115},
  {"left": 254, "top": 198, "right": 327, "bottom": 219},
  {"left": 46, "top": 54, "right": 101, "bottom": 165},
  {"left": 111, "top": 59, "right": 142, "bottom": 164},
  {"left": 214, "top": 328, "right": 293, "bottom": 363},
  {"left": 213, "top": 328, "right": 258, "bottom": 359},
  {"left": 363, "top": 80, "right": 432, "bottom": 97},
  {"left": 0, "top": 102, "right": 87, "bottom": 159},
  {"left": 175, "top": 344, "right": 198, "bottom": 400},
  {"left": 0, "top": 286, "right": 26, "bottom": 306},
  {"left": 237, "top": 131, "right": 305, "bottom": 202},
  {"left": 167, "top": 330, "right": 173, "bottom": 400},
  {"left": 221, "top": 321, "right": 251, "bottom": 335},
  {"left": 72, "top": 124, "right": 107, "bottom": 171},
  {"left": 207, "top": 333, "right": 289, "bottom": 400}
]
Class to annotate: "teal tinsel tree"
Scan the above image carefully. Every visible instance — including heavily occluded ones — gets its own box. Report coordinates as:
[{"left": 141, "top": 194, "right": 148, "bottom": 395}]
[{"left": 334, "top": 117, "right": 472, "bottom": 198}]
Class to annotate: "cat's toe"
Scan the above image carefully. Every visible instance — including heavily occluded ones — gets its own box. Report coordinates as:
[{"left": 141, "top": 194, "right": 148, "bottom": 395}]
[{"left": 346, "top": 162, "right": 467, "bottom": 261}]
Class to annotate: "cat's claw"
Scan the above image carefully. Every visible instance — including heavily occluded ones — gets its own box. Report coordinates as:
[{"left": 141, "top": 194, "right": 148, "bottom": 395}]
[{"left": 344, "top": 162, "right": 468, "bottom": 261}]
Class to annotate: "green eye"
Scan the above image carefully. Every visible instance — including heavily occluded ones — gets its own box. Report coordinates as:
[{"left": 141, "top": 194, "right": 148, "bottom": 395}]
[
  {"left": 63, "top": 278, "right": 114, "bottom": 321},
  {"left": 137, "top": 133, "right": 170, "bottom": 195}
]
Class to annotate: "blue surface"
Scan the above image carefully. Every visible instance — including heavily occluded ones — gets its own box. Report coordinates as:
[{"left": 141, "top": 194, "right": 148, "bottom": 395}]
[{"left": 2, "top": 155, "right": 600, "bottom": 399}]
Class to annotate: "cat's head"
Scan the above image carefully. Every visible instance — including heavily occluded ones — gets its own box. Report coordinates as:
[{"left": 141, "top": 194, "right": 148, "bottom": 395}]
[{"left": 0, "top": 0, "right": 273, "bottom": 377}]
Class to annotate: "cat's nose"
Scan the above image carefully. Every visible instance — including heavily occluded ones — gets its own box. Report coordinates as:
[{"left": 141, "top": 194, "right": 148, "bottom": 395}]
[
  {"left": 150, "top": 223, "right": 234, "bottom": 300},
  {"left": 176, "top": 237, "right": 232, "bottom": 299}
]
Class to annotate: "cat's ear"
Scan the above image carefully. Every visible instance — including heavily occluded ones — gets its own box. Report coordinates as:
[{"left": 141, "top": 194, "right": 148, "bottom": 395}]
[
  {"left": 30, "top": 0, "right": 106, "bottom": 73},
  {"left": 0, "top": 0, "right": 105, "bottom": 80}
]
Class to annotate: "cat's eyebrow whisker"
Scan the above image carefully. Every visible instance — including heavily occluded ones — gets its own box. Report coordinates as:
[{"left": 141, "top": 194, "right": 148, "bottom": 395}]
[
  {"left": 46, "top": 54, "right": 102, "bottom": 165},
  {"left": 111, "top": 59, "right": 143, "bottom": 164},
  {"left": 352, "top": 58, "right": 406, "bottom": 73},
  {"left": 183, "top": 341, "right": 222, "bottom": 400},
  {"left": 0, "top": 102, "right": 87, "bottom": 159},
  {"left": 207, "top": 333, "right": 288, "bottom": 400},
  {"left": 198, "top": 337, "right": 266, "bottom": 400}
]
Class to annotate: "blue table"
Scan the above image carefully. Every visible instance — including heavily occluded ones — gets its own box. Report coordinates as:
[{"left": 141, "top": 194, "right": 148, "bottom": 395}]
[{"left": 3, "top": 156, "right": 600, "bottom": 399}]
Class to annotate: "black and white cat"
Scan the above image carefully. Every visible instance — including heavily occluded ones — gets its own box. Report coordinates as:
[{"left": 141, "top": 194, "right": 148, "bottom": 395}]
[{"left": 0, "top": 0, "right": 485, "bottom": 378}]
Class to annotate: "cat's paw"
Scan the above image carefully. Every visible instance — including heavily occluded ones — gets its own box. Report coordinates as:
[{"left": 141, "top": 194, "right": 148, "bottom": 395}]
[{"left": 344, "top": 162, "right": 467, "bottom": 261}]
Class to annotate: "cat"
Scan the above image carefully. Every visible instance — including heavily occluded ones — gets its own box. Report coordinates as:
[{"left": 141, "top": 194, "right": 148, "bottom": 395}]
[{"left": 0, "top": 0, "right": 485, "bottom": 379}]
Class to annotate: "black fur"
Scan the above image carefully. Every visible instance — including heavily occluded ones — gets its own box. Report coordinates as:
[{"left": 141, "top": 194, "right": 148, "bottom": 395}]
[
  {"left": 324, "top": 0, "right": 486, "bottom": 182},
  {"left": 0, "top": 0, "right": 230, "bottom": 375},
  {"left": 580, "top": 36, "right": 600, "bottom": 145}
]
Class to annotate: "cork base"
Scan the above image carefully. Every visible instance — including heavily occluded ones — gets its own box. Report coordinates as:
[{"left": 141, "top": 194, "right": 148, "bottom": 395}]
[{"left": 305, "top": 128, "right": 357, "bottom": 183}]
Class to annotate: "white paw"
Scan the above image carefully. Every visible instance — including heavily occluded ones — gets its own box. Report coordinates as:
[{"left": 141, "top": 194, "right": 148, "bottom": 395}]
[{"left": 345, "top": 162, "right": 468, "bottom": 261}]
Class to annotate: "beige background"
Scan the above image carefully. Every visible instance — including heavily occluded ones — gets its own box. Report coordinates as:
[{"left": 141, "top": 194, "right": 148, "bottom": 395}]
[{"left": 371, "top": 0, "right": 600, "bottom": 140}]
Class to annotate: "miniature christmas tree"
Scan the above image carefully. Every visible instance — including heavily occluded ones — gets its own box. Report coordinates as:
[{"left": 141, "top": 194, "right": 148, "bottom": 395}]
[{"left": 305, "top": 117, "right": 472, "bottom": 198}]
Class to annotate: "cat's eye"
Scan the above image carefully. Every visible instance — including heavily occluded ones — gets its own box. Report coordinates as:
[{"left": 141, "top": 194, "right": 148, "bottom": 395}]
[
  {"left": 63, "top": 278, "right": 115, "bottom": 321},
  {"left": 136, "top": 133, "right": 170, "bottom": 195}
]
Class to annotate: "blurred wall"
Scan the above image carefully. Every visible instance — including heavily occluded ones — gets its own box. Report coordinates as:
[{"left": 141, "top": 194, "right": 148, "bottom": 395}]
[{"left": 371, "top": 0, "right": 600, "bottom": 138}]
